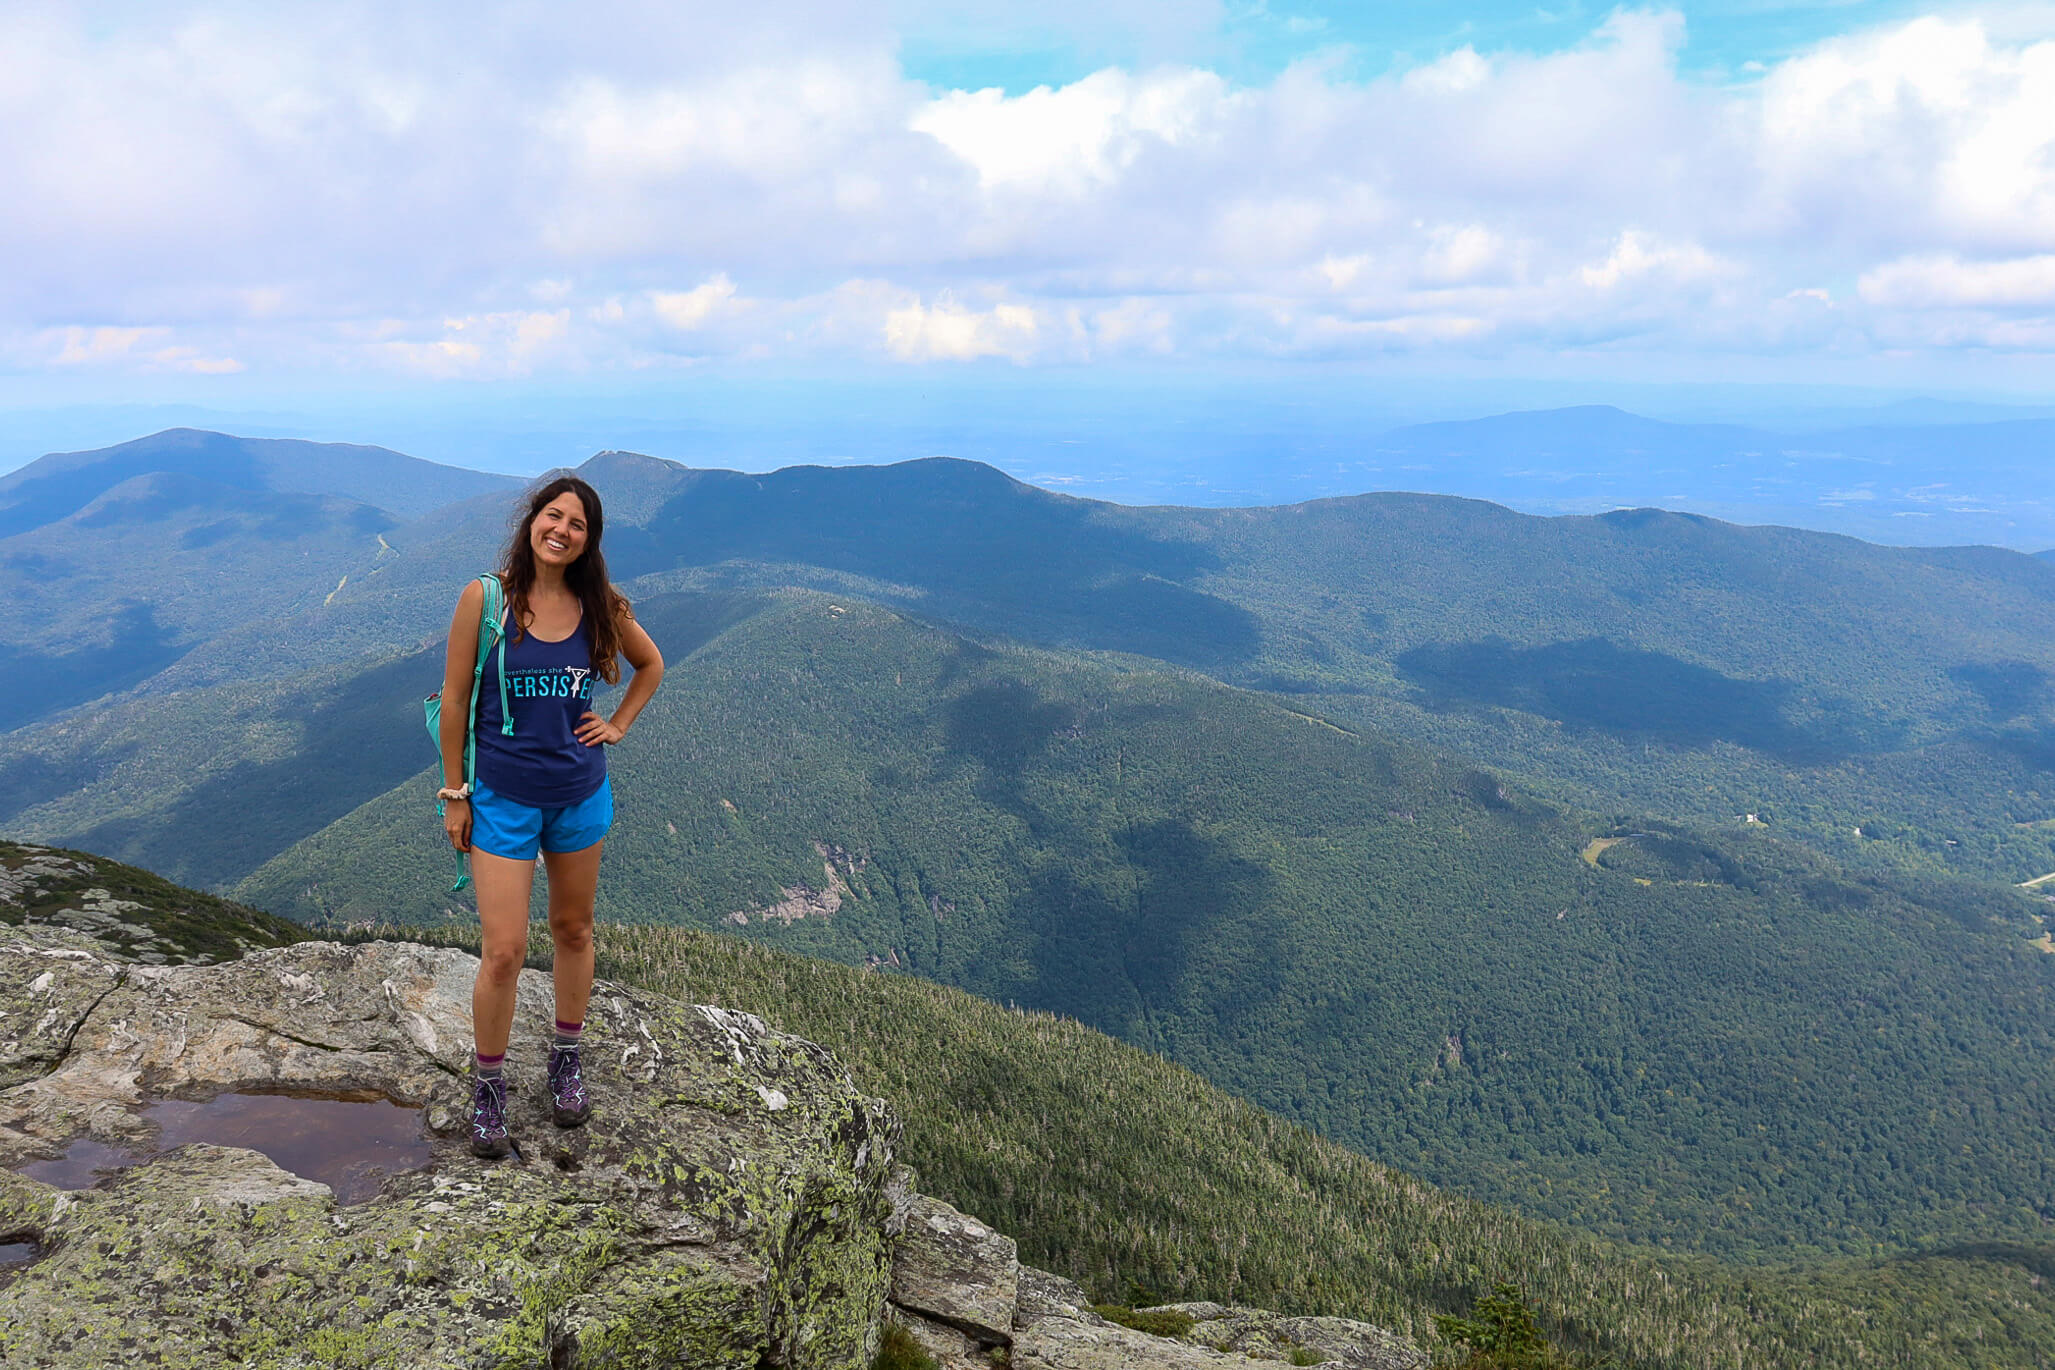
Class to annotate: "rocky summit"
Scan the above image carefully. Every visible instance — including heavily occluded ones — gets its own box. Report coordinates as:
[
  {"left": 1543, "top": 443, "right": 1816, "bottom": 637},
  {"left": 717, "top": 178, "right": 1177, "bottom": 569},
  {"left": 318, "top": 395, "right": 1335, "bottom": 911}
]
[
  {"left": 0, "top": 927, "right": 899, "bottom": 1367},
  {"left": 0, "top": 918, "right": 1425, "bottom": 1368}
]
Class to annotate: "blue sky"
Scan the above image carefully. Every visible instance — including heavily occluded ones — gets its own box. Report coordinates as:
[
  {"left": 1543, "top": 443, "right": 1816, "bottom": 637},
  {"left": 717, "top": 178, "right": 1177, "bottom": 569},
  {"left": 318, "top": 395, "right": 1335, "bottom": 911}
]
[
  {"left": 4, "top": 0, "right": 2055, "bottom": 476},
  {"left": 900, "top": 1, "right": 1954, "bottom": 89}
]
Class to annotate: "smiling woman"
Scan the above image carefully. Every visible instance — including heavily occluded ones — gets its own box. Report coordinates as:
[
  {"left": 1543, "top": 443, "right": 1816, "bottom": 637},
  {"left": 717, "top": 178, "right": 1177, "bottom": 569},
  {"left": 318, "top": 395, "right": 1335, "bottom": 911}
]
[{"left": 434, "top": 475, "right": 665, "bottom": 1159}]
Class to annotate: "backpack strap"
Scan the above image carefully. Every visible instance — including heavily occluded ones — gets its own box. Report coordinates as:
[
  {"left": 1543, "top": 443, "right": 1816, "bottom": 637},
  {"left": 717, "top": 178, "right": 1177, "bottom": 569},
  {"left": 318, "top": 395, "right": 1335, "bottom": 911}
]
[{"left": 477, "top": 574, "right": 514, "bottom": 739}]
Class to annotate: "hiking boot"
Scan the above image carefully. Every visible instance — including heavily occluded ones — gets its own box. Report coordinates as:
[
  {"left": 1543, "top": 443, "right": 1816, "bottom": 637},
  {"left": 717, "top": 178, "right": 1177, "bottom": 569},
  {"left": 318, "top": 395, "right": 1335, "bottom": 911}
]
[
  {"left": 548, "top": 1045, "right": 591, "bottom": 1128},
  {"left": 469, "top": 1074, "right": 511, "bottom": 1158}
]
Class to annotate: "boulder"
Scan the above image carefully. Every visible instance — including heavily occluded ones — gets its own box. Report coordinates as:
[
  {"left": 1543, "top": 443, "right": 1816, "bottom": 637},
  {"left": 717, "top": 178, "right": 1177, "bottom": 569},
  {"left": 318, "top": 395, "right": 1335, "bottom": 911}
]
[
  {"left": 1014, "top": 1264, "right": 1104, "bottom": 1329},
  {"left": 889, "top": 1191, "right": 1019, "bottom": 1341},
  {"left": 887, "top": 1305, "right": 990, "bottom": 1369},
  {"left": 1013, "top": 1317, "right": 1253, "bottom": 1369},
  {"left": 0, "top": 928, "right": 899, "bottom": 1369},
  {"left": 1008, "top": 1270, "right": 1427, "bottom": 1370},
  {"left": 1152, "top": 1303, "right": 1429, "bottom": 1369}
]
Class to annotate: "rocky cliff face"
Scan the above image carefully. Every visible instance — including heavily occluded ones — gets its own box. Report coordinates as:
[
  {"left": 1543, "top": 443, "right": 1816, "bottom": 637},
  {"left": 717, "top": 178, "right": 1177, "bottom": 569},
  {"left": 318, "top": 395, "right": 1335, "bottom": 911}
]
[{"left": 0, "top": 847, "right": 1426, "bottom": 1369}]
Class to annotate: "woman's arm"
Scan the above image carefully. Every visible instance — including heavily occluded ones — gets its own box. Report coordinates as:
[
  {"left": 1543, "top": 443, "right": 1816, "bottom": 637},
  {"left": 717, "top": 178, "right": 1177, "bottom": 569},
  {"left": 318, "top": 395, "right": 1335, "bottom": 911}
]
[
  {"left": 439, "top": 580, "right": 485, "bottom": 785},
  {"left": 439, "top": 581, "right": 484, "bottom": 850},
  {"left": 575, "top": 610, "right": 664, "bottom": 747}
]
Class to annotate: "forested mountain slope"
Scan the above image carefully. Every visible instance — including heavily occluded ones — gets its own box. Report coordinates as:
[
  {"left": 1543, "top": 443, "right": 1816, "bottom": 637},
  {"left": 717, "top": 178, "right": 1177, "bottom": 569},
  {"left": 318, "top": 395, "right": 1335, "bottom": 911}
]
[
  {"left": 0, "top": 430, "right": 515, "bottom": 732},
  {"left": 244, "top": 592, "right": 2055, "bottom": 1259}
]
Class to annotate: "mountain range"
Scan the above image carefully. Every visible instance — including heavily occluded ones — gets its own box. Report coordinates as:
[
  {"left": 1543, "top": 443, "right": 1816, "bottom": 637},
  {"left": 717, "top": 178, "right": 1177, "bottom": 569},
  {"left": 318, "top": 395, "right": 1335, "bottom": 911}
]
[{"left": 3, "top": 425, "right": 2052, "bottom": 1270}]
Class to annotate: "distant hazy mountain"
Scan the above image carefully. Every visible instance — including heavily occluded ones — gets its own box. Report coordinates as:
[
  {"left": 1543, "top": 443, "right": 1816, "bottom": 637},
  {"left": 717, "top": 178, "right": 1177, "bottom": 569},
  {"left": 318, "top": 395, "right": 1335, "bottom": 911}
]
[
  {"left": 0, "top": 427, "right": 516, "bottom": 530},
  {"left": 1368, "top": 404, "right": 2055, "bottom": 549}
]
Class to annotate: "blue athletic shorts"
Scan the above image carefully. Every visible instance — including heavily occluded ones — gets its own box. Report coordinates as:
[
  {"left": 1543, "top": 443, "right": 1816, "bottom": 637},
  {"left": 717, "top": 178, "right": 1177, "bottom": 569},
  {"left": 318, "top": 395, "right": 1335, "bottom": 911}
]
[{"left": 469, "top": 777, "right": 613, "bottom": 860}]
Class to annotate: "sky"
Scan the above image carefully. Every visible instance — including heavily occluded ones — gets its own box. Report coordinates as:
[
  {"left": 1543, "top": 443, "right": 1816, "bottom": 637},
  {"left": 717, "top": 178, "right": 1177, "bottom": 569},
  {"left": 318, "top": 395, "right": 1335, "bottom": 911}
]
[{"left": 5, "top": 1, "right": 2055, "bottom": 476}]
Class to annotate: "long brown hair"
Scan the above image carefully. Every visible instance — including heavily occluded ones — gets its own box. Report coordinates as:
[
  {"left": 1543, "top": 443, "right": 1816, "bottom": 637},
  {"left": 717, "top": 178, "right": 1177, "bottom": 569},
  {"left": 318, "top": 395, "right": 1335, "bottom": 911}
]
[{"left": 497, "top": 475, "right": 631, "bottom": 684}]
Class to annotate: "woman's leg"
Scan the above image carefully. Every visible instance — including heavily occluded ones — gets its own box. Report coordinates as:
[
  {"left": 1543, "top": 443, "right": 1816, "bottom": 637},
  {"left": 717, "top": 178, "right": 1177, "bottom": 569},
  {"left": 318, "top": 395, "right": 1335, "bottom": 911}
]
[
  {"left": 471, "top": 849, "right": 538, "bottom": 1058},
  {"left": 541, "top": 840, "right": 603, "bottom": 1025}
]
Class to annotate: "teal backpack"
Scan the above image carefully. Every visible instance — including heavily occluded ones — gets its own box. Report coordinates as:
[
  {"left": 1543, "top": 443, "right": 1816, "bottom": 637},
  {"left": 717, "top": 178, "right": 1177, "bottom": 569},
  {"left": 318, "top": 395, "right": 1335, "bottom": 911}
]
[{"left": 424, "top": 573, "right": 515, "bottom": 891}]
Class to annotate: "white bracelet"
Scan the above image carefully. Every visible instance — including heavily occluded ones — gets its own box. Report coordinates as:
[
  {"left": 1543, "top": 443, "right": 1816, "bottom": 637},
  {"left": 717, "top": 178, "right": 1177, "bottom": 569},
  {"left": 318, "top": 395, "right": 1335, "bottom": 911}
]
[{"left": 438, "top": 784, "right": 472, "bottom": 801}]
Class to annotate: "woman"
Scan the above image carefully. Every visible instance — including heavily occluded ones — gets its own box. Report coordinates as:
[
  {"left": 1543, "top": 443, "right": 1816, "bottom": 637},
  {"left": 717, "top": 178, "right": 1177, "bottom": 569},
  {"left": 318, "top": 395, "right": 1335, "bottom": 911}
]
[{"left": 437, "top": 475, "right": 664, "bottom": 1158}]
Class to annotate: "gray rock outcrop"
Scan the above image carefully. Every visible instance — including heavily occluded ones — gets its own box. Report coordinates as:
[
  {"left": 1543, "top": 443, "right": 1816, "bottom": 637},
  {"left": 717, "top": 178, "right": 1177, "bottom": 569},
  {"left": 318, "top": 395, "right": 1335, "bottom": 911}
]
[
  {"left": 890, "top": 1191, "right": 1019, "bottom": 1341},
  {"left": 988, "top": 1265, "right": 1424, "bottom": 1369},
  {"left": 0, "top": 927, "right": 899, "bottom": 1368},
  {"left": 1150, "top": 1303, "right": 1428, "bottom": 1368}
]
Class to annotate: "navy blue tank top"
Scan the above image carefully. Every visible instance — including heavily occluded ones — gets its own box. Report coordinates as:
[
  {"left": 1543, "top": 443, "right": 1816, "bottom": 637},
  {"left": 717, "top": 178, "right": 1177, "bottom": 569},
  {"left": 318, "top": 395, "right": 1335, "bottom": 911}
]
[{"left": 473, "top": 609, "right": 607, "bottom": 809}]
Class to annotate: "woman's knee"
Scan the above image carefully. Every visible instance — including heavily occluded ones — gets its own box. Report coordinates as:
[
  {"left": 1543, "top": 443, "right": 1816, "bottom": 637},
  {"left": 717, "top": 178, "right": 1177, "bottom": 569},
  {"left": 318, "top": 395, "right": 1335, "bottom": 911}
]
[
  {"left": 478, "top": 942, "right": 525, "bottom": 986},
  {"left": 549, "top": 912, "right": 593, "bottom": 954}
]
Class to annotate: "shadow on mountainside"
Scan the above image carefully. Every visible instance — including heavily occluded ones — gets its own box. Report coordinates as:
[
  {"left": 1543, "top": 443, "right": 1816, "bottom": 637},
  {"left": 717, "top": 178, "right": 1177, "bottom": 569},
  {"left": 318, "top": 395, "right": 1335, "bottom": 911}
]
[
  {"left": 1976, "top": 725, "right": 2055, "bottom": 774},
  {"left": 619, "top": 459, "right": 1262, "bottom": 670},
  {"left": 1950, "top": 661, "right": 2053, "bottom": 722},
  {"left": 66, "top": 645, "right": 447, "bottom": 890},
  {"left": 1397, "top": 636, "right": 1895, "bottom": 762},
  {"left": 941, "top": 680, "right": 1082, "bottom": 814},
  {"left": 935, "top": 673, "right": 1278, "bottom": 1051},
  {"left": 0, "top": 603, "right": 187, "bottom": 735},
  {"left": 973, "top": 819, "right": 1276, "bottom": 1060},
  {"left": 621, "top": 588, "right": 776, "bottom": 664}
]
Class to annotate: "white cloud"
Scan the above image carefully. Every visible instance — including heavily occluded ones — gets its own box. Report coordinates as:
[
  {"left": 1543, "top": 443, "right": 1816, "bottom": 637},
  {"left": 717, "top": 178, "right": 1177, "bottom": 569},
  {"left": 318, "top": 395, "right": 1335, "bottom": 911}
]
[
  {"left": 1421, "top": 225, "right": 1507, "bottom": 286},
  {"left": 1578, "top": 231, "right": 1728, "bottom": 291},
  {"left": 1859, "top": 254, "right": 2055, "bottom": 308},
  {"left": 146, "top": 347, "right": 246, "bottom": 374},
  {"left": 1084, "top": 297, "right": 1175, "bottom": 353},
  {"left": 6, "top": 4, "right": 2055, "bottom": 373},
  {"left": 1318, "top": 254, "right": 1370, "bottom": 291},
  {"left": 45, "top": 324, "right": 245, "bottom": 374},
  {"left": 912, "top": 66, "right": 1233, "bottom": 193},
  {"left": 1752, "top": 16, "right": 2055, "bottom": 252},
  {"left": 376, "top": 310, "right": 572, "bottom": 377},
  {"left": 650, "top": 275, "right": 740, "bottom": 330},
  {"left": 52, "top": 326, "right": 163, "bottom": 365},
  {"left": 884, "top": 294, "right": 1040, "bottom": 361},
  {"left": 1402, "top": 46, "right": 1490, "bottom": 96}
]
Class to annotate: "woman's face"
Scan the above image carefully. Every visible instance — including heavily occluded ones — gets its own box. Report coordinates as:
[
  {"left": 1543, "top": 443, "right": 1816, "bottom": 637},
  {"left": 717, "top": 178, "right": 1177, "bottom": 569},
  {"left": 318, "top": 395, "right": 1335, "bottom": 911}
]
[{"left": 530, "top": 492, "right": 590, "bottom": 571}]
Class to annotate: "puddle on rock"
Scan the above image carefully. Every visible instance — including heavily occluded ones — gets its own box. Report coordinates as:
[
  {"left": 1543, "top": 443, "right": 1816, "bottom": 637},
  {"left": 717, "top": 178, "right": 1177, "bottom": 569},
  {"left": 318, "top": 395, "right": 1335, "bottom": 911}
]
[
  {"left": 17, "top": 1137, "right": 132, "bottom": 1193},
  {"left": 15, "top": 1092, "right": 432, "bottom": 1205},
  {"left": 0, "top": 1240, "right": 42, "bottom": 1289}
]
